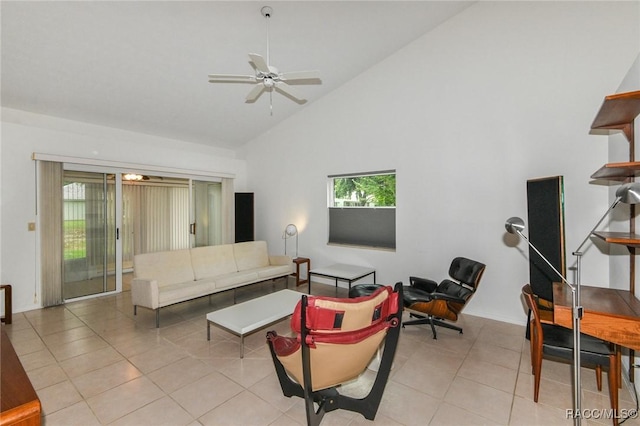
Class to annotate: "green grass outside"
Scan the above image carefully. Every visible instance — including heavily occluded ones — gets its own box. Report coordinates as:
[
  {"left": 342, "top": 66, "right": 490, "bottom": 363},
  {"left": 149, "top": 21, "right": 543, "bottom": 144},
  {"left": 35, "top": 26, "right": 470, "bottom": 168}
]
[{"left": 64, "top": 219, "right": 86, "bottom": 259}]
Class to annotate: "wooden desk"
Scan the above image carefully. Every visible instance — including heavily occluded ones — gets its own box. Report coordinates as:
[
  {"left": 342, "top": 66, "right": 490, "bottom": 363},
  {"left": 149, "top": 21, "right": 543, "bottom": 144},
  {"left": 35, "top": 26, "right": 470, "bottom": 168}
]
[
  {"left": 553, "top": 282, "right": 640, "bottom": 351},
  {"left": 1, "top": 325, "right": 41, "bottom": 425}
]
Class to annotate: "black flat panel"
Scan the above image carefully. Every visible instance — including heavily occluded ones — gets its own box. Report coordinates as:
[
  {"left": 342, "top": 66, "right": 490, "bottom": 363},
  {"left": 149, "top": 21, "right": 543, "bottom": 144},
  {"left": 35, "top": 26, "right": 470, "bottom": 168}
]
[
  {"left": 235, "top": 192, "right": 254, "bottom": 243},
  {"left": 526, "top": 176, "right": 566, "bottom": 303}
]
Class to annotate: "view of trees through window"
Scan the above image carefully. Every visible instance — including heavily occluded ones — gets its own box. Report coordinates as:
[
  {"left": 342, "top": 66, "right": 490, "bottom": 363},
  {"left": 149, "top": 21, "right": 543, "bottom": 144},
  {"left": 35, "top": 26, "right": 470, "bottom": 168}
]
[
  {"left": 332, "top": 172, "right": 396, "bottom": 207},
  {"left": 328, "top": 171, "right": 396, "bottom": 249}
]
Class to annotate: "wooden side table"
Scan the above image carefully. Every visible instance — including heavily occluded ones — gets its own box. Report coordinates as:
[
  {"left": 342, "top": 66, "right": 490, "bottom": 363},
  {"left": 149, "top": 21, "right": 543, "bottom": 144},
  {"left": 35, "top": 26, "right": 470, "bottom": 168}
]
[{"left": 292, "top": 257, "right": 311, "bottom": 287}]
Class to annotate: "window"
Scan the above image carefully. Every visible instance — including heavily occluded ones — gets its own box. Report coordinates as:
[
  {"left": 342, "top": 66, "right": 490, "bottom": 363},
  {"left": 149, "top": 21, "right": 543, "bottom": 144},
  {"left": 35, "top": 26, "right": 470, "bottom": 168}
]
[{"left": 328, "top": 170, "right": 396, "bottom": 249}]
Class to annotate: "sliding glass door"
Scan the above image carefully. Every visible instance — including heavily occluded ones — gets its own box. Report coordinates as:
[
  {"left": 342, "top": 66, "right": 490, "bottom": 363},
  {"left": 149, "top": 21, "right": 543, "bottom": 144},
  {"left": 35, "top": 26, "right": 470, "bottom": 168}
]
[
  {"left": 62, "top": 171, "right": 222, "bottom": 300},
  {"left": 192, "top": 180, "right": 222, "bottom": 247},
  {"left": 122, "top": 176, "right": 190, "bottom": 256},
  {"left": 63, "top": 171, "right": 117, "bottom": 299}
]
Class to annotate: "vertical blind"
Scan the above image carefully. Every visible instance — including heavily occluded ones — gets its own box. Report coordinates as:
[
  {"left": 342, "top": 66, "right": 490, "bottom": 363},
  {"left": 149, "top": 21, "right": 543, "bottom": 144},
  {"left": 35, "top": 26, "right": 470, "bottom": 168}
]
[{"left": 39, "top": 160, "right": 64, "bottom": 306}]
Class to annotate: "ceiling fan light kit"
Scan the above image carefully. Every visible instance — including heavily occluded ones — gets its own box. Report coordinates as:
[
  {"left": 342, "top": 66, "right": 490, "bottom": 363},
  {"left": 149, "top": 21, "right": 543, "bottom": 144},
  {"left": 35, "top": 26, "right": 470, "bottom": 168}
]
[{"left": 207, "top": 5, "right": 321, "bottom": 114}]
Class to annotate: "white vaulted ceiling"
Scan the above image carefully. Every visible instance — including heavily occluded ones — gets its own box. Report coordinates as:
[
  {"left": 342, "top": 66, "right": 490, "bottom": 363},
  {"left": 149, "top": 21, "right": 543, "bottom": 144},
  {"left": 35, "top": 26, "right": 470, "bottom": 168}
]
[{"left": 1, "top": 1, "right": 473, "bottom": 149}]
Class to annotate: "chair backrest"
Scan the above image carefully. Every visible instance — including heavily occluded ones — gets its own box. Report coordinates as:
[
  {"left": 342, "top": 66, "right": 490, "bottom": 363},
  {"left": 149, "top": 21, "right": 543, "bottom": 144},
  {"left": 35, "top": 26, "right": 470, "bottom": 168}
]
[
  {"left": 276, "top": 286, "right": 400, "bottom": 391},
  {"left": 435, "top": 257, "right": 486, "bottom": 312},
  {"left": 291, "top": 286, "right": 398, "bottom": 336},
  {"left": 448, "top": 257, "right": 485, "bottom": 289},
  {"left": 522, "top": 284, "right": 543, "bottom": 344}
]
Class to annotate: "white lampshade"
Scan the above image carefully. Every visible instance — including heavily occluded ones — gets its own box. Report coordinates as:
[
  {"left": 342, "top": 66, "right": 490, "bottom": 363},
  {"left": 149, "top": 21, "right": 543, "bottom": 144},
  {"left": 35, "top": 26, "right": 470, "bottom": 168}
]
[{"left": 285, "top": 224, "right": 298, "bottom": 237}]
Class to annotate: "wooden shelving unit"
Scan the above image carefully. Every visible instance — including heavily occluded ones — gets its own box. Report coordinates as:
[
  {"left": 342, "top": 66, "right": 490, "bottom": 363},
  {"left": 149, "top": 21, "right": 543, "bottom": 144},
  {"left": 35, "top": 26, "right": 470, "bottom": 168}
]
[
  {"left": 593, "top": 231, "right": 640, "bottom": 247},
  {"left": 591, "top": 91, "right": 640, "bottom": 143},
  {"left": 591, "top": 161, "right": 640, "bottom": 180},
  {"left": 590, "top": 90, "right": 640, "bottom": 293}
]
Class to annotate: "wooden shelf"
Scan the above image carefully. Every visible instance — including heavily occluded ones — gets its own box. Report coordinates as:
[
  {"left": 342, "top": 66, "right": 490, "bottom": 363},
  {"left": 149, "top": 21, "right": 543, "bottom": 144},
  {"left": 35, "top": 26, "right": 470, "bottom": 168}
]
[
  {"left": 591, "top": 90, "right": 640, "bottom": 142},
  {"left": 593, "top": 231, "right": 640, "bottom": 247},
  {"left": 591, "top": 161, "right": 640, "bottom": 180}
]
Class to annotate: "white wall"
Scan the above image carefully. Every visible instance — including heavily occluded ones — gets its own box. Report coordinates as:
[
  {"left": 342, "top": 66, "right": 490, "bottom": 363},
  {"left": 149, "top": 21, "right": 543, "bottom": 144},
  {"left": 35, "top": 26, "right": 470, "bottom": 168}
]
[
  {"left": 242, "top": 2, "right": 640, "bottom": 325},
  {"left": 609, "top": 53, "right": 640, "bottom": 291},
  {"left": 1, "top": 108, "right": 248, "bottom": 312}
]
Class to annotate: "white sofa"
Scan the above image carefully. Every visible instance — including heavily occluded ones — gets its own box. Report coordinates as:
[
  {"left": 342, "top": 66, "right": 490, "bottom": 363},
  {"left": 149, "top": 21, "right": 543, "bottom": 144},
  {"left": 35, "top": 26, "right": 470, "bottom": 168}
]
[{"left": 131, "top": 241, "right": 293, "bottom": 327}]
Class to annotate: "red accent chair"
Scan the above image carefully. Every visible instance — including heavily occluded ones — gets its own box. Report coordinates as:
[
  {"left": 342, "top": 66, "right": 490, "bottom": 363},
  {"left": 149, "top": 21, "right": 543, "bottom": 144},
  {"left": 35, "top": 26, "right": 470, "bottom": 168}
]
[{"left": 266, "top": 282, "right": 403, "bottom": 426}]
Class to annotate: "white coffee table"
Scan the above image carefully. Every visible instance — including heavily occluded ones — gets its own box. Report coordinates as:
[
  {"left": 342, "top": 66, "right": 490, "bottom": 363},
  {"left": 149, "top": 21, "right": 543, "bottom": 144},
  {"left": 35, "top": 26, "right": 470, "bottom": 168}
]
[
  {"left": 309, "top": 263, "right": 376, "bottom": 294},
  {"left": 206, "top": 289, "right": 302, "bottom": 358}
]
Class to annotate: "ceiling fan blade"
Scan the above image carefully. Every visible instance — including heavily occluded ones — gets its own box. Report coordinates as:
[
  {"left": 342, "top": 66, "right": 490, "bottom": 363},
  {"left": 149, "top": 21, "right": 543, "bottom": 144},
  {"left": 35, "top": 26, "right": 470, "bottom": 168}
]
[
  {"left": 208, "top": 74, "right": 256, "bottom": 83},
  {"left": 275, "top": 83, "right": 307, "bottom": 105},
  {"left": 279, "top": 70, "right": 321, "bottom": 83},
  {"left": 245, "top": 84, "right": 266, "bottom": 103},
  {"left": 248, "top": 53, "right": 270, "bottom": 74}
]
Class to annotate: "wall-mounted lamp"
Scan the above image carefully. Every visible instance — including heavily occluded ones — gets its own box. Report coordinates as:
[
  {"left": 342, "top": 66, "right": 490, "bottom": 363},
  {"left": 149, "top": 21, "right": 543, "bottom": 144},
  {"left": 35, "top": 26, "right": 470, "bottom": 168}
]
[{"left": 283, "top": 223, "right": 298, "bottom": 258}]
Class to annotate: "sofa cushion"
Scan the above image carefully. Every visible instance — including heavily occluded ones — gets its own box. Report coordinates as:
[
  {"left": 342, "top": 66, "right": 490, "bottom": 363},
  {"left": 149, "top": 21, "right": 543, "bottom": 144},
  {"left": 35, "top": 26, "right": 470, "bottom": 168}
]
[
  {"left": 190, "top": 245, "right": 238, "bottom": 280},
  {"left": 158, "top": 278, "right": 216, "bottom": 306},
  {"left": 134, "top": 249, "right": 194, "bottom": 287},
  {"left": 256, "top": 264, "right": 292, "bottom": 280},
  {"left": 215, "top": 271, "right": 259, "bottom": 289},
  {"left": 233, "top": 241, "right": 270, "bottom": 271}
]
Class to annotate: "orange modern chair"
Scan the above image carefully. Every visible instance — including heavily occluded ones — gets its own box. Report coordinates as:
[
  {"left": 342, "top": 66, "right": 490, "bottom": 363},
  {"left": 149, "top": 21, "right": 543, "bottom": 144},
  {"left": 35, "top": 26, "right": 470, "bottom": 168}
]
[{"left": 266, "top": 282, "right": 403, "bottom": 426}]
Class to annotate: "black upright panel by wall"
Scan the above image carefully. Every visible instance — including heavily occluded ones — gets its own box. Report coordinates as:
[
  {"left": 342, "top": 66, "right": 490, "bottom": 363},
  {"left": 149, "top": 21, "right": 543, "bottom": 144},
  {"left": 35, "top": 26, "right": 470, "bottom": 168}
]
[
  {"left": 526, "top": 176, "right": 566, "bottom": 303},
  {"left": 235, "top": 192, "right": 254, "bottom": 243}
]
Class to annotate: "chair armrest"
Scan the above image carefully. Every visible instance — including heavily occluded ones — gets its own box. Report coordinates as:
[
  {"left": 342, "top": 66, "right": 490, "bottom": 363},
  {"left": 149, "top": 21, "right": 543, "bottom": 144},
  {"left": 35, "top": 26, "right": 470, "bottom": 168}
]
[
  {"left": 267, "top": 331, "right": 300, "bottom": 357},
  {"left": 429, "top": 292, "right": 465, "bottom": 304},
  {"left": 409, "top": 276, "right": 438, "bottom": 293},
  {"left": 131, "top": 278, "right": 160, "bottom": 309}
]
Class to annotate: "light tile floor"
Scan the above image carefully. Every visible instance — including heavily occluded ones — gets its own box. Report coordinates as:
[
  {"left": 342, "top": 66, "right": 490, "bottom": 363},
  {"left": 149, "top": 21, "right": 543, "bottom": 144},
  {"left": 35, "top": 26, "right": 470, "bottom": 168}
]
[{"left": 5, "top": 279, "right": 640, "bottom": 425}]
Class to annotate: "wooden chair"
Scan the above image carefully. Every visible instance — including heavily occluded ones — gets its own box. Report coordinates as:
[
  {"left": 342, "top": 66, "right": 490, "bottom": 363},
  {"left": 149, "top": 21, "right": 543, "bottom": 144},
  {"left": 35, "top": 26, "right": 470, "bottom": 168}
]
[{"left": 522, "top": 284, "right": 619, "bottom": 425}]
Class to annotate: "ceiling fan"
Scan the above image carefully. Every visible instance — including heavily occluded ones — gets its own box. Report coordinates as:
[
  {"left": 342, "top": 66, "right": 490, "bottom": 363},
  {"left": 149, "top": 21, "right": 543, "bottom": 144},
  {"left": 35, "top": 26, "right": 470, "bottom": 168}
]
[{"left": 207, "top": 6, "right": 321, "bottom": 114}]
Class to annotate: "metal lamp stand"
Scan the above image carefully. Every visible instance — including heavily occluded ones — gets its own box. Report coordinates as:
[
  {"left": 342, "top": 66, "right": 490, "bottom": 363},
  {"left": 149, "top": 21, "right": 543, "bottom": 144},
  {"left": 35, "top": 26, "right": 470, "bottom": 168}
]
[
  {"left": 505, "top": 217, "right": 581, "bottom": 425},
  {"left": 507, "top": 183, "right": 640, "bottom": 426}
]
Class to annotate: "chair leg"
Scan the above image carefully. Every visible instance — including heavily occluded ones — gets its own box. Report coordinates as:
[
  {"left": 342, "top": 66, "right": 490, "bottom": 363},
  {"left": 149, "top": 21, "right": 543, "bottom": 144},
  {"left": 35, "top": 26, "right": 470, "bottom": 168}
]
[
  {"left": 617, "top": 346, "right": 622, "bottom": 389},
  {"left": 529, "top": 336, "right": 535, "bottom": 374},
  {"left": 403, "top": 315, "right": 462, "bottom": 340},
  {"left": 431, "top": 318, "right": 463, "bottom": 334},
  {"left": 532, "top": 346, "right": 542, "bottom": 403},
  {"left": 608, "top": 352, "right": 619, "bottom": 426},
  {"left": 596, "top": 365, "right": 603, "bottom": 391}
]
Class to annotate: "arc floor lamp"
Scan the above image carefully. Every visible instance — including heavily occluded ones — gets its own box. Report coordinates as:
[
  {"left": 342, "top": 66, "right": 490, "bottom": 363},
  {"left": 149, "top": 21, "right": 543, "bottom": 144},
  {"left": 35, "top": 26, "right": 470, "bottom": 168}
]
[{"left": 506, "top": 181, "right": 640, "bottom": 426}]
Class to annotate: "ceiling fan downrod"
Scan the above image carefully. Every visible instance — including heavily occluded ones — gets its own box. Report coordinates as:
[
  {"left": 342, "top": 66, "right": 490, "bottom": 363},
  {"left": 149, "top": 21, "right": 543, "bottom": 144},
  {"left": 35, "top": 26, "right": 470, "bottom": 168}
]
[{"left": 261, "top": 6, "right": 273, "bottom": 67}]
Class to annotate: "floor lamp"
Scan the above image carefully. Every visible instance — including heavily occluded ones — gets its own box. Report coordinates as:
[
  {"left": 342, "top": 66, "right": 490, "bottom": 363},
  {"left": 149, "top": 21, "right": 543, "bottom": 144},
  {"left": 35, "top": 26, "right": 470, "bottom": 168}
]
[
  {"left": 506, "top": 181, "right": 640, "bottom": 425},
  {"left": 505, "top": 216, "right": 581, "bottom": 424},
  {"left": 283, "top": 223, "right": 298, "bottom": 258}
]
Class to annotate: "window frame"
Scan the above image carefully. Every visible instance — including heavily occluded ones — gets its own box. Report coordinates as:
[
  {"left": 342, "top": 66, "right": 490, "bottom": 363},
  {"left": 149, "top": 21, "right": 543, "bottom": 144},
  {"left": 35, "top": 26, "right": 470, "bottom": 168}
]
[{"left": 327, "top": 170, "right": 396, "bottom": 250}]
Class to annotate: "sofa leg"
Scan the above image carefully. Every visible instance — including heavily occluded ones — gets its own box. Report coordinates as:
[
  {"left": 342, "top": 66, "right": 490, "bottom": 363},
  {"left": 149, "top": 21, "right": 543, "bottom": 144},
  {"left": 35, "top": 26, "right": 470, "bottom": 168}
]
[
  {"left": 156, "top": 310, "right": 160, "bottom": 328},
  {"left": 134, "top": 305, "right": 137, "bottom": 315}
]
